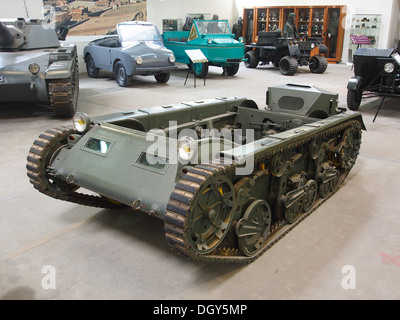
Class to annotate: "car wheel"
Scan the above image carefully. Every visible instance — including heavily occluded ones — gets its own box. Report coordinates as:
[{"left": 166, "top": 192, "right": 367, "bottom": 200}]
[
  {"left": 155, "top": 72, "right": 170, "bottom": 83},
  {"left": 244, "top": 51, "right": 259, "bottom": 68},
  {"left": 347, "top": 89, "right": 362, "bottom": 111},
  {"left": 309, "top": 55, "right": 328, "bottom": 74},
  {"left": 86, "top": 54, "right": 99, "bottom": 78},
  {"left": 279, "top": 56, "right": 298, "bottom": 75},
  {"left": 192, "top": 62, "right": 208, "bottom": 78},
  {"left": 224, "top": 64, "right": 240, "bottom": 76},
  {"left": 115, "top": 62, "right": 132, "bottom": 87}
]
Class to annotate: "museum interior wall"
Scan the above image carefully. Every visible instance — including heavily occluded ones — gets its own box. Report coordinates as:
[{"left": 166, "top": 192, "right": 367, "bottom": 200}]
[
  {"left": 233, "top": 0, "right": 399, "bottom": 63},
  {"left": 1, "top": 0, "right": 399, "bottom": 68},
  {"left": 0, "top": 0, "right": 44, "bottom": 19}
]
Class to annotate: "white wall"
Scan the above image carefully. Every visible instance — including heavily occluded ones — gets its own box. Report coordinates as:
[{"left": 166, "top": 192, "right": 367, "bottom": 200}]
[
  {"left": 147, "top": 0, "right": 235, "bottom": 30},
  {"left": 233, "top": 0, "right": 399, "bottom": 58},
  {"left": 389, "top": 0, "right": 400, "bottom": 48},
  {"left": 1, "top": 0, "right": 398, "bottom": 66},
  {"left": 0, "top": 0, "right": 44, "bottom": 19}
]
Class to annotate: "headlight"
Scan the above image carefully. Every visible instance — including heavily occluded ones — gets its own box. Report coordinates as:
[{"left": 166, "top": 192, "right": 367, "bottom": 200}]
[
  {"left": 384, "top": 62, "right": 395, "bottom": 73},
  {"left": 239, "top": 37, "right": 244, "bottom": 43},
  {"left": 73, "top": 112, "right": 91, "bottom": 133},
  {"left": 135, "top": 56, "right": 143, "bottom": 65},
  {"left": 169, "top": 55, "right": 175, "bottom": 63},
  {"left": 178, "top": 136, "right": 197, "bottom": 162},
  {"left": 310, "top": 43, "right": 315, "bottom": 49},
  {"left": 29, "top": 63, "right": 40, "bottom": 75},
  {"left": 207, "top": 38, "right": 212, "bottom": 44}
]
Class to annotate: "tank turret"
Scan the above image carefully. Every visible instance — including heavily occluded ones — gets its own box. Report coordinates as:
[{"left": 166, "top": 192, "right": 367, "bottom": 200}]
[
  {"left": 0, "top": 18, "right": 60, "bottom": 51},
  {"left": 0, "top": 21, "right": 14, "bottom": 47}
]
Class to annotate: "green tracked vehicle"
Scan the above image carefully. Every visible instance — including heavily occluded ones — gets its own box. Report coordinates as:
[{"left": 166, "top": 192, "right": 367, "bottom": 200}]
[
  {"left": 0, "top": 18, "right": 79, "bottom": 117},
  {"left": 27, "top": 84, "right": 365, "bottom": 264}
]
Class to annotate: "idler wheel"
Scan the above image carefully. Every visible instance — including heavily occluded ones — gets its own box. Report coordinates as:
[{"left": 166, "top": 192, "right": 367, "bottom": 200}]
[{"left": 338, "top": 124, "right": 362, "bottom": 170}]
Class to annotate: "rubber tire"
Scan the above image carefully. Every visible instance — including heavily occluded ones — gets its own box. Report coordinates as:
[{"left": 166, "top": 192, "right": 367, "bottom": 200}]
[
  {"left": 347, "top": 89, "right": 362, "bottom": 111},
  {"left": 115, "top": 62, "right": 132, "bottom": 87},
  {"left": 155, "top": 72, "right": 170, "bottom": 83},
  {"left": 224, "top": 64, "right": 240, "bottom": 76},
  {"left": 279, "top": 56, "right": 298, "bottom": 75},
  {"left": 192, "top": 62, "right": 209, "bottom": 78},
  {"left": 86, "top": 54, "right": 99, "bottom": 78},
  {"left": 309, "top": 55, "right": 328, "bottom": 74},
  {"left": 244, "top": 51, "right": 259, "bottom": 68}
]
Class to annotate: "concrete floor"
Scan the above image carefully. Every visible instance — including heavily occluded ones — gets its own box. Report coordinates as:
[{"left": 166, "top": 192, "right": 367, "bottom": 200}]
[{"left": 1, "top": 62, "right": 399, "bottom": 300}]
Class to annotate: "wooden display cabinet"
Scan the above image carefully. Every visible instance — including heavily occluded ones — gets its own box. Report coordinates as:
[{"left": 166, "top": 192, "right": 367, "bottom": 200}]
[{"left": 242, "top": 5, "right": 346, "bottom": 63}]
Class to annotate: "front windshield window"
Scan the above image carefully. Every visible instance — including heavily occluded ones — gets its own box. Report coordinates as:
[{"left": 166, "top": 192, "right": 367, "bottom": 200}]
[
  {"left": 118, "top": 24, "right": 162, "bottom": 42},
  {"left": 194, "top": 20, "right": 231, "bottom": 35}
]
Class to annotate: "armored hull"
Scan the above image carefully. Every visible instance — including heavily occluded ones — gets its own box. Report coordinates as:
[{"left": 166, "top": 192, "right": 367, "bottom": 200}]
[
  {"left": 27, "top": 84, "right": 364, "bottom": 263},
  {"left": 0, "top": 18, "right": 79, "bottom": 117}
]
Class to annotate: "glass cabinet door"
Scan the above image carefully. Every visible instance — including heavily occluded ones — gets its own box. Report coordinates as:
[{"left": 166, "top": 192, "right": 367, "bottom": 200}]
[{"left": 326, "top": 8, "right": 341, "bottom": 58}]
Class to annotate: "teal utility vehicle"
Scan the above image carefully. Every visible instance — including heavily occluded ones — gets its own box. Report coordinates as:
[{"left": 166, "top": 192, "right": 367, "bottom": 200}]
[{"left": 162, "top": 19, "right": 245, "bottom": 78}]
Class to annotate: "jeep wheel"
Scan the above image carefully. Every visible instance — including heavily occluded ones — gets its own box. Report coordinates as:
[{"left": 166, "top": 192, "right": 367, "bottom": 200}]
[
  {"left": 155, "top": 72, "right": 170, "bottom": 83},
  {"left": 244, "top": 51, "right": 259, "bottom": 68},
  {"left": 347, "top": 89, "right": 362, "bottom": 111},
  {"left": 309, "top": 55, "right": 328, "bottom": 74},
  {"left": 279, "top": 56, "right": 298, "bottom": 75},
  {"left": 192, "top": 62, "right": 209, "bottom": 78},
  {"left": 224, "top": 64, "right": 240, "bottom": 76},
  {"left": 115, "top": 62, "right": 132, "bottom": 87},
  {"left": 86, "top": 54, "right": 99, "bottom": 78}
]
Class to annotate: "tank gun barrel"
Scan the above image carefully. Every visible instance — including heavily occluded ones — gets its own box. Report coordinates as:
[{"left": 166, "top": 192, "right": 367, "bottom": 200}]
[{"left": 0, "top": 21, "right": 14, "bottom": 46}]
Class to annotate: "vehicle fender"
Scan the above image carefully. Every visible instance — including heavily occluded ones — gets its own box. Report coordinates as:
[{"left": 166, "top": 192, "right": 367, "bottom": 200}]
[
  {"left": 318, "top": 44, "right": 328, "bottom": 54},
  {"left": 347, "top": 76, "right": 364, "bottom": 91},
  {"left": 45, "top": 60, "right": 74, "bottom": 80},
  {"left": 355, "top": 113, "right": 367, "bottom": 131},
  {"left": 112, "top": 53, "right": 135, "bottom": 76},
  {"left": 288, "top": 45, "right": 300, "bottom": 56},
  {"left": 83, "top": 47, "right": 91, "bottom": 61}
]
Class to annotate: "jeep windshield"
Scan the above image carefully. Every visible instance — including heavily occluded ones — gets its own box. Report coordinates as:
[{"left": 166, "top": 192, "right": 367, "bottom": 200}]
[
  {"left": 194, "top": 20, "right": 231, "bottom": 35},
  {"left": 118, "top": 24, "right": 162, "bottom": 42}
]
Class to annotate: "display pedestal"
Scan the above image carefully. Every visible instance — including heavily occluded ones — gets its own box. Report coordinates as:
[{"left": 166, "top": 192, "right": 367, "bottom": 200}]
[{"left": 184, "top": 49, "right": 208, "bottom": 88}]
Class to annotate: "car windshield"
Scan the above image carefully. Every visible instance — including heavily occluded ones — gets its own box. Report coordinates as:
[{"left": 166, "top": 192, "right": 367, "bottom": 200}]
[
  {"left": 194, "top": 20, "right": 231, "bottom": 35},
  {"left": 118, "top": 24, "right": 162, "bottom": 42}
]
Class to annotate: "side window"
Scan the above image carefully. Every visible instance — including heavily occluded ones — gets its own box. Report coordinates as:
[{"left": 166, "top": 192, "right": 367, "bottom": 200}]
[{"left": 188, "top": 23, "right": 198, "bottom": 41}]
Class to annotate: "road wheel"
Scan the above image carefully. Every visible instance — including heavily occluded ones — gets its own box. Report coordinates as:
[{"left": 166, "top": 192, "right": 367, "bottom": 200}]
[
  {"left": 309, "top": 55, "right": 328, "bottom": 74},
  {"left": 347, "top": 89, "right": 362, "bottom": 111},
  {"left": 224, "top": 63, "right": 240, "bottom": 76},
  {"left": 155, "top": 72, "right": 170, "bottom": 83},
  {"left": 86, "top": 54, "right": 99, "bottom": 78},
  {"left": 279, "top": 56, "right": 298, "bottom": 75},
  {"left": 244, "top": 51, "right": 259, "bottom": 68},
  {"left": 236, "top": 200, "right": 272, "bottom": 257},
  {"left": 115, "top": 62, "right": 132, "bottom": 87}
]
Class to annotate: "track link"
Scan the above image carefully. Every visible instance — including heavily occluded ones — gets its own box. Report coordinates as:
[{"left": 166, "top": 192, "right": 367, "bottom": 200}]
[
  {"left": 26, "top": 126, "right": 115, "bottom": 208},
  {"left": 164, "top": 120, "right": 362, "bottom": 264},
  {"left": 48, "top": 54, "right": 79, "bottom": 118}
]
